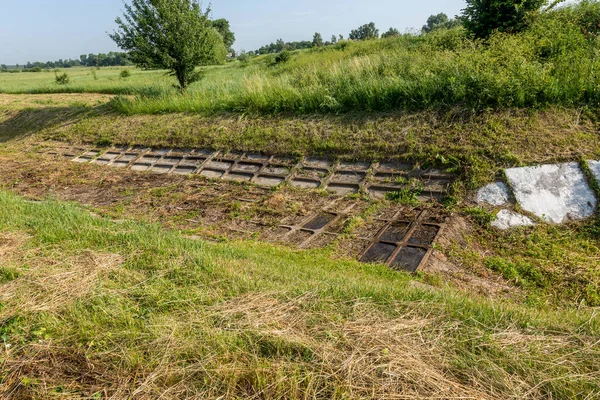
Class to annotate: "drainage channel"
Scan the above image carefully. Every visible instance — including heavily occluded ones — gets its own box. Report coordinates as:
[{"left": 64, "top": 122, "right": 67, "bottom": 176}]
[
  {"left": 39, "top": 144, "right": 450, "bottom": 273},
  {"left": 42, "top": 144, "right": 455, "bottom": 202},
  {"left": 247, "top": 199, "right": 447, "bottom": 273}
]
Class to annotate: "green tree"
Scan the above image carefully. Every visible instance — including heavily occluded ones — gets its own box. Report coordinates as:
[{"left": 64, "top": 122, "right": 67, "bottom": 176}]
[
  {"left": 421, "top": 13, "right": 457, "bottom": 33},
  {"left": 462, "top": 0, "right": 547, "bottom": 39},
  {"left": 349, "top": 22, "right": 379, "bottom": 40},
  {"left": 382, "top": 27, "right": 401, "bottom": 38},
  {"left": 211, "top": 18, "right": 236, "bottom": 49},
  {"left": 330, "top": 35, "right": 338, "bottom": 44},
  {"left": 275, "top": 38, "right": 287, "bottom": 52},
  {"left": 312, "top": 32, "right": 324, "bottom": 47},
  {"left": 109, "top": 0, "right": 227, "bottom": 91}
]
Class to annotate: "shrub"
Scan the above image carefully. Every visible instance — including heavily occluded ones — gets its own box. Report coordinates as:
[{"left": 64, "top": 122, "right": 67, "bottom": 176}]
[
  {"left": 274, "top": 50, "right": 292, "bottom": 64},
  {"left": 462, "top": 0, "right": 547, "bottom": 39},
  {"left": 120, "top": 69, "right": 131, "bottom": 78},
  {"left": 237, "top": 52, "right": 252, "bottom": 64},
  {"left": 54, "top": 72, "right": 70, "bottom": 85}
]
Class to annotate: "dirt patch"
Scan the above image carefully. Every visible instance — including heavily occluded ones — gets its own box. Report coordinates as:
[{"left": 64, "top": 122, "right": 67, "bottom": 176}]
[{"left": 424, "top": 216, "right": 515, "bottom": 297}]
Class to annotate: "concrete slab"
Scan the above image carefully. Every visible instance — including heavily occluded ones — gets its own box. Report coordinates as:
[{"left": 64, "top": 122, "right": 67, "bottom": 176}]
[
  {"left": 256, "top": 176, "right": 284, "bottom": 187},
  {"left": 477, "top": 182, "right": 511, "bottom": 206},
  {"left": 491, "top": 209, "right": 536, "bottom": 230},
  {"left": 338, "top": 161, "right": 371, "bottom": 171},
  {"left": 290, "top": 179, "right": 320, "bottom": 189},
  {"left": 326, "top": 183, "right": 359, "bottom": 196},
  {"left": 223, "top": 172, "right": 253, "bottom": 182},
  {"left": 200, "top": 169, "right": 225, "bottom": 179},
  {"left": 588, "top": 160, "right": 600, "bottom": 184},
  {"left": 304, "top": 158, "right": 333, "bottom": 169},
  {"left": 505, "top": 163, "right": 596, "bottom": 224},
  {"left": 391, "top": 247, "right": 427, "bottom": 273},
  {"left": 331, "top": 171, "right": 365, "bottom": 184},
  {"left": 264, "top": 165, "right": 291, "bottom": 176},
  {"left": 173, "top": 166, "right": 196, "bottom": 175}
]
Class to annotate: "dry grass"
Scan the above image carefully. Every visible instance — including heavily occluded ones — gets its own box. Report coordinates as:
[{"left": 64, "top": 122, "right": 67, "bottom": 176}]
[
  {"left": 0, "top": 94, "right": 115, "bottom": 109},
  {"left": 0, "top": 251, "right": 122, "bottom": 314},
  {"left": 210, "top": 293, "right": 493, "bottom": 399},
  {"left": 0, "top": 191, "right": 598, "bottom": 398}
]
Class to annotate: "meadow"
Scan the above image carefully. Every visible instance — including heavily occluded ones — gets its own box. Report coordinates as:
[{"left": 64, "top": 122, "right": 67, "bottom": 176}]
[{"left": 2, "top": 1, "right": 600, "bottom": 116}]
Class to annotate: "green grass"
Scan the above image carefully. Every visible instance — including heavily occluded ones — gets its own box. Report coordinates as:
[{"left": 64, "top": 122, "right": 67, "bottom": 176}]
[
  {"left": 0, "top": 64, "right": 249, "bottom": 97},
  {"left": 0, "top": 190, "right": 599, "bottom": 398},
  {"left": 4, "top": 103, "right": 596, "bottom": 191},
  {"left": 3, "top": 1, "right": 600, "bottom": 116}
]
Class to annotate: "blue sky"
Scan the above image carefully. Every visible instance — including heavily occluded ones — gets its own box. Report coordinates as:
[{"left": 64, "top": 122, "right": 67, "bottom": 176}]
[{"left": 0, "top": 0, "right": 466, "bottom": 64}]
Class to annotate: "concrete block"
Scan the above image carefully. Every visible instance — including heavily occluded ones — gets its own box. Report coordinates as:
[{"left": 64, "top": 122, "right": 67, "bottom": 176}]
[
  {"left": 491, "top": 210, "right": 536, "bottom": 230},
  {"left": 505, "top": 163, "right": 596, "bottom": 224},
  {"left": 477, "top": 182, "right": 511, "bottom": 206}
]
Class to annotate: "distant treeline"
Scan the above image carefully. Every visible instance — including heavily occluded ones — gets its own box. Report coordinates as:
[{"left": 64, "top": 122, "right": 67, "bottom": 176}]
[
  {"left": 248, "top": 18, "right": 461, "bottom": 57},
  {"left": 253, "top": 40, "right": 314, "bottom": 55},
  {"left": 1, "top": 52, "right": 132, "bottom": 72}
]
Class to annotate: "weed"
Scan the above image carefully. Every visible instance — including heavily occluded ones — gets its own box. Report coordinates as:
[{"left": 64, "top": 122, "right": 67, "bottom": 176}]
[
  {"left": 464, "top": 206, "right": 496, "bottom": 226},
  {"left": 54, "top": 72, "right": 70, "bottom": 85}
]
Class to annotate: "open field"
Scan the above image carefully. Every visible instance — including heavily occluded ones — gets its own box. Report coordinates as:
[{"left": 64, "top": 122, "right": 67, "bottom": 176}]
[{"left": 0, "top": 65, "right": 247, "bottom": 97}]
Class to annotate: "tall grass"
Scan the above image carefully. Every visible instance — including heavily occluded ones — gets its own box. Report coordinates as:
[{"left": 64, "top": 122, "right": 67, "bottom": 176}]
[
  {"left": 4, "top": 1, "right": 600, "bottom": 116},
  {"left": 109, "top": 1, "right": 600, "bottom": 115}
]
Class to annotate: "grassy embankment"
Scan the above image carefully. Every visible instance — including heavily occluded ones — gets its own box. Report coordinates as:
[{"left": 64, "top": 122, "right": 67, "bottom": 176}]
[
  {"left": 3, "top": 2, "right": 600, "bottom": 115},
  {"left": 0, "top": 190, "right": 599, "bottom": 398},
  {"left": 1, "top": 2, "right": 600, "bottom": 188}
]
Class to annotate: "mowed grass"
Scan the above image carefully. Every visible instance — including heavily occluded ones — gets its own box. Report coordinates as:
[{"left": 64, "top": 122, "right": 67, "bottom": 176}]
[
  {"left": 2, "top": 101, "right": 597, "bottom": 191},
  {"left": 0, "top": 190, "right": 598, "bottom": 398},
  {"left": 0, "top": 64, "right": 249, "bottom": 97}
]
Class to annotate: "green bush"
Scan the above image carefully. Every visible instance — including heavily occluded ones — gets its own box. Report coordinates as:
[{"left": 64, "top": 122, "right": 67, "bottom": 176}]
[
  {"left": 120, "top": 69, "right": 131, "bottom": 78},
  {"left": 274, "top": 50, "right": 292, "bottom": 64},
  {"left": 54, "top": 72, "right": 70, "bottom": 85},
  {"left": 462, "top": 0, "right": 547, "bottom": 39}
]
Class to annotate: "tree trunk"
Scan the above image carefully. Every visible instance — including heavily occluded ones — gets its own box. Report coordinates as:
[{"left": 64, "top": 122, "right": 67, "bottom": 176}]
[{"left": 176, "top": 69, "right": 187, "bottom": 92}]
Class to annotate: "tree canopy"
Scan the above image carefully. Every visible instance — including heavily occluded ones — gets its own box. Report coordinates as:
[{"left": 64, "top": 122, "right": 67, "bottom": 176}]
[
  {"left": 422, "top": 13, "right": 461, "bottom": 33},
  {"left": 109, "top": 0, "right": 227, "bottom": 90},
  {"left": 382, "top": 27, "right": 401, "bottom": 38},
  {"left": 313, "top": 32, "right": 324, "bottom": 47},
  {"left": 349, "top": 23, "right": 379, "bottom": 40},
  {"left": 211, "top": 18, "right": 236, "bottom": 49},
  {"left": 462, "top": 0, "right": 547, "bottom": 39}
]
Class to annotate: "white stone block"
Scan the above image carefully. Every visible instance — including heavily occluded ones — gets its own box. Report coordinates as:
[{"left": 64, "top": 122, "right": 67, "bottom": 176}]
[
  {"left": 491, "top": 209, "right": 536, "bottom": 230},
  {"left": 477, "top": 182, "right": 511, "bottom": 206},
  {"left": 505, "top": 163, "right": 596, "bottom": 224},
  {"left": 588, "top": 160, "right": 600, "bottom": 185}
]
